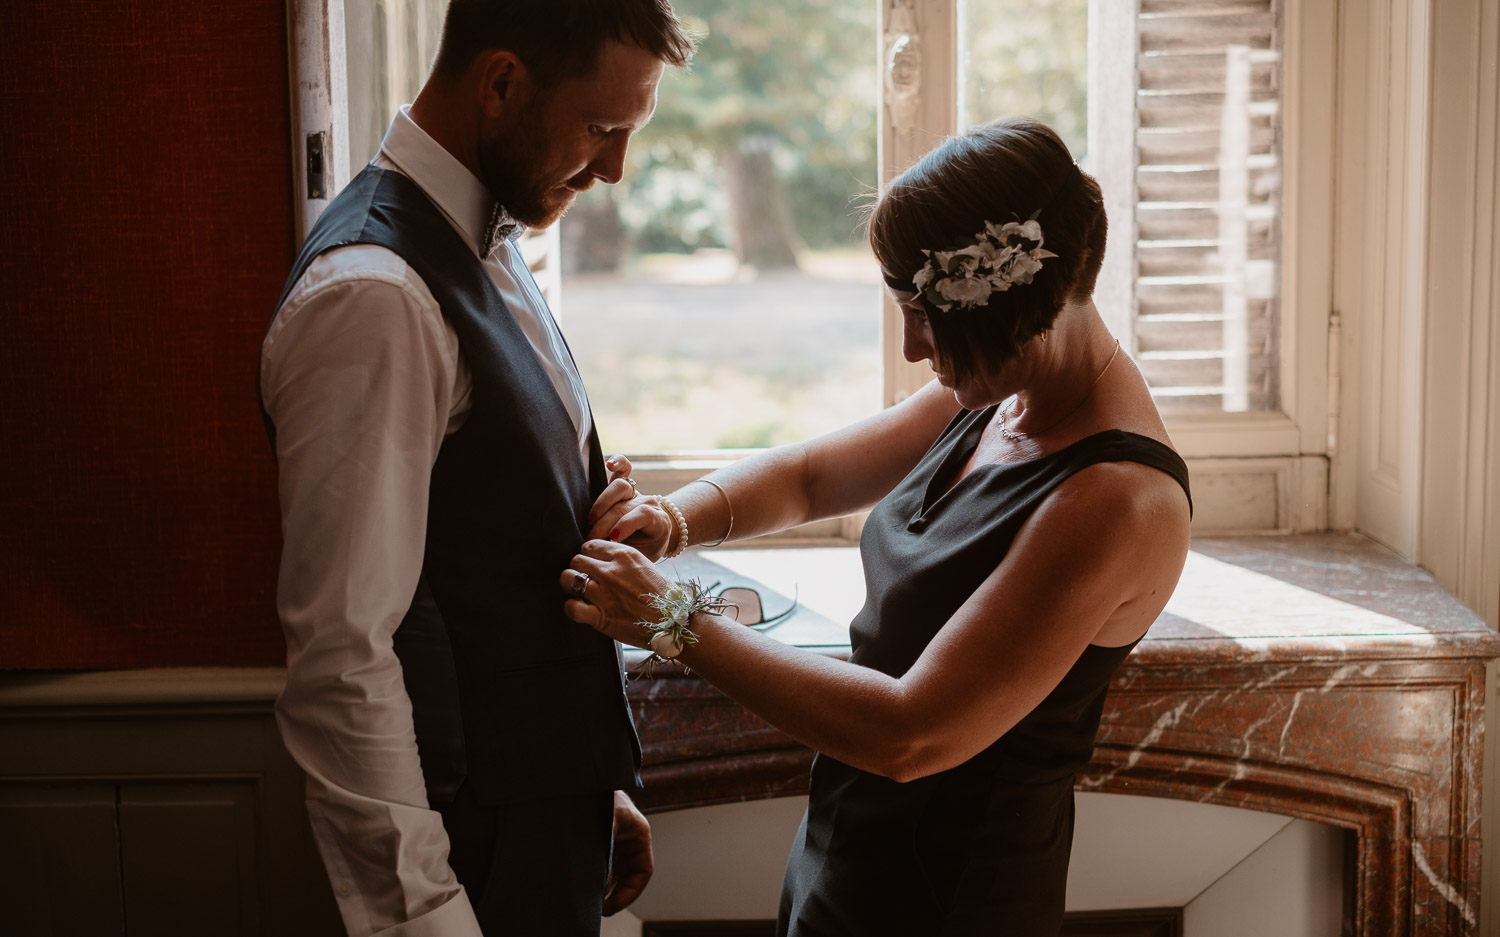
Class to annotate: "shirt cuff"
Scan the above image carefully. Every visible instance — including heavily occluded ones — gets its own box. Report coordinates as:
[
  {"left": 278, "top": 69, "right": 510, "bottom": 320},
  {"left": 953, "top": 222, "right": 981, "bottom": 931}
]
[{"left": 370, "top": 887, "right": 482, "bottom": 937}]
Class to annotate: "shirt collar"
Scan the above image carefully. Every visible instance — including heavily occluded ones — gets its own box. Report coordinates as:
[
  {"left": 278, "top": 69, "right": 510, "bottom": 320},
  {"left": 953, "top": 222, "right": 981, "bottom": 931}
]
[{"left": 376, "top": 105, "right": 525, "bottom": 256}]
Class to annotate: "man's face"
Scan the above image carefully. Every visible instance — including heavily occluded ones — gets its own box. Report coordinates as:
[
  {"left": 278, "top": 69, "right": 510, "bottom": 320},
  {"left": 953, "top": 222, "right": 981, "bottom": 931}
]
[{"left": 479, "top": 41, "right": 664, "bottom": 229}]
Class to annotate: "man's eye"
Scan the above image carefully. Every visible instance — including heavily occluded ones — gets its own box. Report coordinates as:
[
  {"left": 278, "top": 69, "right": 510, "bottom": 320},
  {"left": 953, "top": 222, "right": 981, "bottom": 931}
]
[{"left": 588, "top": 125, "right": 606, "bottom": 136}]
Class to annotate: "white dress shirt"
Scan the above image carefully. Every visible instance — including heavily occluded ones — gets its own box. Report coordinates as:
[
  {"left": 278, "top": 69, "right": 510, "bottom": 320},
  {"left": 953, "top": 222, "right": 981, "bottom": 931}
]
[{"left": 261, "top": 107, "right": 593, "bottom": 937}]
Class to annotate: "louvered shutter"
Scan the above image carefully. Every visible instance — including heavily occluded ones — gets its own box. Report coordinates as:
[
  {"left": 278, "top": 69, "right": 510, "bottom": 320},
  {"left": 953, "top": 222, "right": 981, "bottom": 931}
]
[{"left": 1133, "top": 0, "right": 1282, "bottom": 413}]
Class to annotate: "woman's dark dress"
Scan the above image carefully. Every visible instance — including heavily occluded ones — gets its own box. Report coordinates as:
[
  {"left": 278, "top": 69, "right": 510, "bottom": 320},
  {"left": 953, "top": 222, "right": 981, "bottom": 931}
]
[{"left": 778, "top": 406, "right": 1191, "bottom": 937}]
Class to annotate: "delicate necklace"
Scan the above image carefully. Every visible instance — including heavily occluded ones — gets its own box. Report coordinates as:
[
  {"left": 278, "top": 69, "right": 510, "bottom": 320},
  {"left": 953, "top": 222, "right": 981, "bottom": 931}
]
[{"left": 998, "top": 339, "right": 1121, "bottom": 442}]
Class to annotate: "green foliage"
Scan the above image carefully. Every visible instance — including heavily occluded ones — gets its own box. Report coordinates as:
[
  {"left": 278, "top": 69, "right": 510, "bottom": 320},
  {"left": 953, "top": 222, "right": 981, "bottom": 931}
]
[
  {"left": 961, "top": 0, "right": 1089, "bottom": 159},
  {"left": 611, "top": 145, "right": 728, "bottom": 254},
  {"left": 612, "top": 0, "right": 879, "bottom": 253},
  {"left": 592, "top": 0, "right": 1090, "bottom": 257},
  {"left": 712, "top": 420, "right": 783, "bottom": 450}
]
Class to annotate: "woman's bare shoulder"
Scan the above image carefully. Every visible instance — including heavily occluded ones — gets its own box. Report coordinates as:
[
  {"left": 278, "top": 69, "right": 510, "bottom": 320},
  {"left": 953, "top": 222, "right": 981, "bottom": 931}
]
[
  {"left": 1018, "top": 457, "right": 1190, "bottom": 583},
  {"left": 1052, "top": 457, "right": 1189, "bottom": 532}
]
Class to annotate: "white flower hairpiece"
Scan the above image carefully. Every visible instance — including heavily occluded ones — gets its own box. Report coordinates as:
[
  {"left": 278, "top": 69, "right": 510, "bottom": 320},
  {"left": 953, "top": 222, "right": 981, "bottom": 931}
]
[{"left": 911, "top": 214, "right": 1059, "bottom": 312}]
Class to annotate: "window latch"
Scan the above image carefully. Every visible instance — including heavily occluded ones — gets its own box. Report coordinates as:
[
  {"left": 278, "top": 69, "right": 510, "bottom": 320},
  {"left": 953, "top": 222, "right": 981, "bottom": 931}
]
[{"left": 306, "top": 132, "right": 327, "bottom": 201}]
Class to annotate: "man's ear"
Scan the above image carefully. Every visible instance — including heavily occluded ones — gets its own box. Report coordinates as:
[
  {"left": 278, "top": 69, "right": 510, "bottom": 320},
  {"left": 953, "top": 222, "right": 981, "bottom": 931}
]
[{"left": 475, "top": 50, "right": 529, "bottom": 119}]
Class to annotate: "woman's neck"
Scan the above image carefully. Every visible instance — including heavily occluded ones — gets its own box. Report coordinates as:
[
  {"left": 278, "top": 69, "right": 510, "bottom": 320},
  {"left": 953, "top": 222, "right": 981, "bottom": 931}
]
[{"left": 1002, "top": 300, "right": 1119, "bottom": 438}]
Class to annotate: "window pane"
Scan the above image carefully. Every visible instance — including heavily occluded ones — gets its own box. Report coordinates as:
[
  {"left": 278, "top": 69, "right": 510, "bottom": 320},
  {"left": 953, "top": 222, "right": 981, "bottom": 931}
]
[
  {"left": 345, "top": 0, "right": 446, "bottom": 174},
  {"left": 959, "top": 0, "right": 1089, "bottom": 157},
  {"left": 562, "top": 0, "right": 882, "bottom": 452}
]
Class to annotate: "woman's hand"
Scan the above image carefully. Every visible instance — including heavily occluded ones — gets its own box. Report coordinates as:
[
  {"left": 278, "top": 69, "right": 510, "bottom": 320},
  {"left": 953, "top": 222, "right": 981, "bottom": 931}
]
[
  {"left": 588, "top": 454, "right": 674, "bottom": 560},
  {"left": 561, "top": 538, "right": 674, "bottom": 648}
]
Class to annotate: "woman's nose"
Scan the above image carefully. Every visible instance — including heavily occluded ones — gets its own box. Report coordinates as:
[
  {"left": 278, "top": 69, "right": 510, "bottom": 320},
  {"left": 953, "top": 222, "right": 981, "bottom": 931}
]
[{"left": 902, "top": 313, "right": 933, "bottom": 363}]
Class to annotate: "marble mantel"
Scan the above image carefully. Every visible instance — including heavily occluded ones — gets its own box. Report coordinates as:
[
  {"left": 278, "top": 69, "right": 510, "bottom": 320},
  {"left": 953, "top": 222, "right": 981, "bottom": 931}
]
[{"left": 624, "top": 533, "right": 1500, "bottom": 937}]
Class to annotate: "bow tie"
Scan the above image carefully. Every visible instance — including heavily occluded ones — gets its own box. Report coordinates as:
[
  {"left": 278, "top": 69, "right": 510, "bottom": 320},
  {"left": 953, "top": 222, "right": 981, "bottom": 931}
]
[{"left": 480, "top": 203, "right": 524, "bottom": 257}]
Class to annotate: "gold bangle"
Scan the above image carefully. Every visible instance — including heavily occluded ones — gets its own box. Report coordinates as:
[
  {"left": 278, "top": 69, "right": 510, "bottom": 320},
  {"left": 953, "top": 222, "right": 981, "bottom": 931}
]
[
  {"left": 691, "top": 478, "right": 734, "bottom": 548},
  {"left": 657, "top": 495, "right": 689, "bottom": 558}
]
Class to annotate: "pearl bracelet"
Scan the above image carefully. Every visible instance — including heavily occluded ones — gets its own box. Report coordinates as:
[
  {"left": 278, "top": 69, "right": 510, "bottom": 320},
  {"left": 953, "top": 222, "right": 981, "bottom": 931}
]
[{"left": 657, "top": 495, "right": 689, "bottom": 558}]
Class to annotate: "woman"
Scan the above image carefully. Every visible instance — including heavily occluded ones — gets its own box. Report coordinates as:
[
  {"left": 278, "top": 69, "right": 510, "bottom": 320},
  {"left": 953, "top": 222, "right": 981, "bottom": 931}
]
[{"left": 562, "top": 117, "right": 1192, "bottom": 935}]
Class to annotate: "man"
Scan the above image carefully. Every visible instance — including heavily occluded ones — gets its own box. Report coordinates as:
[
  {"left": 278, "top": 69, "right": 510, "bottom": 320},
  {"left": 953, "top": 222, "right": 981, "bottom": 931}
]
[{"left": 259, "top": 3, "right": 696, "bottom": 934}]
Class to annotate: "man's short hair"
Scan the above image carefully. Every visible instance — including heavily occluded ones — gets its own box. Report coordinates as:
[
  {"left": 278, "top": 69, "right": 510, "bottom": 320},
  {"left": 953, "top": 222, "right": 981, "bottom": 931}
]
[{"left": 433, "top": 0, "right": 696, "bottom": 87}]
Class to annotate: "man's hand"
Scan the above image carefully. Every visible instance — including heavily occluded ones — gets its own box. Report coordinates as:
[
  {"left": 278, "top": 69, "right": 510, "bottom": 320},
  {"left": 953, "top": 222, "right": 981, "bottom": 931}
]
[{"left": 604, "top": 790, "right": 653, "bottom": 915}]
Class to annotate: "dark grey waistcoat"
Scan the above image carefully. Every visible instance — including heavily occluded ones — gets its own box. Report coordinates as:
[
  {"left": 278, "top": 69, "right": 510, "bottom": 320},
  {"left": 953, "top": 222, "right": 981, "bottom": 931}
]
[{"left": 265, "top": 166, "right": 641, "bottom": 804}]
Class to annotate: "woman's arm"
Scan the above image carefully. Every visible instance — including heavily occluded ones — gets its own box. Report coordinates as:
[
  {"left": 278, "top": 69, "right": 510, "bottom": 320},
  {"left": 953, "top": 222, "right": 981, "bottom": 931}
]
[
  {"left": 567, "top": 460, "right": 1190, "bottom": 782},
  {"left": 589, "top": 379, "right": 960, "bottom": 552}
]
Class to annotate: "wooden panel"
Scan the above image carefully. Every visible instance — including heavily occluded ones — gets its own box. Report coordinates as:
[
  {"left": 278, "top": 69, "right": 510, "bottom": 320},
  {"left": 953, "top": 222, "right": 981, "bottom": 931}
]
[
  {"left": 0, "top": 783, "right": 125, "bottom": 937},
  {"left": 1137, "top": 124, "right": 1277, "bottom": 161},
  {"left": 1183, "top": 464, "right": 1280, "bottom": 531},
  {"left": 1139, "top": 54, "right": 1278, "bottom": 91},
  {"left": 0, "top": 683, "right": 343, "bottom": 937},
  {"left": 118, "top": 780, "right": 261, "bottom": 937},
  {"left": 1139, "top": 6, "right": 1276, "bottom": 51}
]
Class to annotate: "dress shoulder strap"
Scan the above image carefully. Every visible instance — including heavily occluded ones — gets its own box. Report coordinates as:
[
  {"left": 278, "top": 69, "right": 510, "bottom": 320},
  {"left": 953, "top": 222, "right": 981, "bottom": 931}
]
[{"left": 1068, "top": 430, "right": 1193, "bottom": 517}]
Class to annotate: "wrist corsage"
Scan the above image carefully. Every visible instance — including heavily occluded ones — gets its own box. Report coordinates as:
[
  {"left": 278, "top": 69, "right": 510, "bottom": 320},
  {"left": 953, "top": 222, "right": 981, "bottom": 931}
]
[{"left": 635, "top": 578, "right": 732, "bottom": 679}]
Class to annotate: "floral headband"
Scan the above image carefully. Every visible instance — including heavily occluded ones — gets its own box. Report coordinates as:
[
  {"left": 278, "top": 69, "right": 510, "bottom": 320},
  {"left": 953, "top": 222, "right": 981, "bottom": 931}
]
[{"left": 884, "top": 161, "right": 1081, "bottom": 312}]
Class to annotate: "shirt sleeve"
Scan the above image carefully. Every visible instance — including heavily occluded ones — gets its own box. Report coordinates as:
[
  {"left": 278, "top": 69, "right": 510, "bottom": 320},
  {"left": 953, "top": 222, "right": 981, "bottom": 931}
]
[{"left": 260, "top": 246, "right": 482, "bottom": 937}]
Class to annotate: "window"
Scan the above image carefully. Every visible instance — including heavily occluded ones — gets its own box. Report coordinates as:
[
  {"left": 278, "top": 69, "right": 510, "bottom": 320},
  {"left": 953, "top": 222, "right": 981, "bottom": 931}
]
[
  {"left": 344, "top": 0, "right": 445, "bottom": 176},
  {"left": 292, "top": 0, "right": 1334, "bottom": 536}
]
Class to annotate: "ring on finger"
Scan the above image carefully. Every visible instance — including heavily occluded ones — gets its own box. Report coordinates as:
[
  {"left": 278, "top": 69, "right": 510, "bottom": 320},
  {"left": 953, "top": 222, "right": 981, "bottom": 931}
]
[
  {"left": 569, "top": 571, "right": 591, "bottom": 599},
  {"left": 624, "top": 477, "right": 639, "bottom": 494}
]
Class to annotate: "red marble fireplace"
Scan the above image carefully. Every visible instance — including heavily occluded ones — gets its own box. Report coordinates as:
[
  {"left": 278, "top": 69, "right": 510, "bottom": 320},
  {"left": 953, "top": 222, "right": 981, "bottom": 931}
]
[{"left": 625, "top": 534, "right": 1500, "bottom": 937}]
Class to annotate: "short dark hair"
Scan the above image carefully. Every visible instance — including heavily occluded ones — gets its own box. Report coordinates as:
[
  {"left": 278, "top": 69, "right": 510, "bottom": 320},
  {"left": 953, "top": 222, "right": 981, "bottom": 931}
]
[
  {"left": 869, "top": 117, "right": 1107, "bottom": 387},
  {"left": 432, "top": 0, "right": 696, "bottom": 87}
]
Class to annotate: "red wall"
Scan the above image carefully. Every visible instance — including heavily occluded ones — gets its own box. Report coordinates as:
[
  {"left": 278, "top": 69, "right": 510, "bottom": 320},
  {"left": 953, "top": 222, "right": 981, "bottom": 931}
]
[{"left": 0, "top": 1, "right": 295, "bottom": 667}]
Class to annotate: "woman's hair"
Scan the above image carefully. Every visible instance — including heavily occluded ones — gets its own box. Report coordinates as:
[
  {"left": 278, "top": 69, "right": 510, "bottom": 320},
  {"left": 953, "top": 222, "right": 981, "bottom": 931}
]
[
  {"left": 869, "top": 117, "right": 1107, "bottom": 387},
  {"left": 432, "top": 0, "right": 697, "bottom": 89}
]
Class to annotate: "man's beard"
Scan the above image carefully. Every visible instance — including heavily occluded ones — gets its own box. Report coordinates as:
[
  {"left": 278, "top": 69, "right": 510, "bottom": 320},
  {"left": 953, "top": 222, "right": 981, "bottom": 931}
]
[{"left": 478, "top": 119, "right": 588, "bottom": 230}]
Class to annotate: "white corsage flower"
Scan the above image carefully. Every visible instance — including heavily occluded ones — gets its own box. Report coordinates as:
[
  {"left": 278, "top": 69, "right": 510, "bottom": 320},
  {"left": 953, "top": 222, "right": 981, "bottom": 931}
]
[
  {"left": 912, "top": 254, "right": 937, "bottom": 292},
  {"left": 635, "top": 578, "right": 734, "bottom": 679},
  {"left": 936, "top": 275, "right": 994, "bottom": 307},
  {"left": 989, "top": 219, "right": 1045, "bottom": 249},
  {"left": 912, "top": 213, "right": 1060, "bottom": 312},
  {"left": 951, "top": 242, "right": 993, "bottom": 275}
]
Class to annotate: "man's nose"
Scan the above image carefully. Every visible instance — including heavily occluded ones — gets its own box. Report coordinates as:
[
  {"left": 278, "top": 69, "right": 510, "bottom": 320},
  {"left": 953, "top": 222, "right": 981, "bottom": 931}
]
[{"left": 589, "top": 137, "right": 629, "bottom": 185}]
